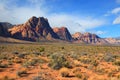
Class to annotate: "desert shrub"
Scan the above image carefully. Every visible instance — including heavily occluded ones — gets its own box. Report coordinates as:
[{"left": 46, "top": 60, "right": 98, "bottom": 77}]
[
  {"left": 8, "top": 60, "right": 13, "bottom": 65},
  {"left": 22, "top": 58, "right": 47, "bottom": 67},
  {"left": 114, "top": 60, "right": 120, "bottom": 66},
  {"left": 48, "top": 53, "right": 71, "bottom": 70},
  {"left": 12, "top": 51, "right": 19, "bottom": 54},
  {"left": 117, "top": 74, "right": 120, "bottom": 79},
  {"left": 83, "top": 76, "right": 88, "bottom": 80},
  {"left": 107, "top": 69, "right": 118, "bottom": 77},
  {"left": 91, "top": 60, "right": 99, "bottom": 67},
  {"left": 95, "top": 66, "right": 106, "bottom": 74},
  {"left": 79, "top": 58, "right": 92, "bottom": 64},
  {"left": 108, "top": 72, "right": 114, "bottom": 77},
  {"left": 16, "top": 70, "right": 27, "bottom": 77},
  {"left": 61, "top": 47, "right": 64, "bottom": 50},
  {"left": 0, "top": 63, "right": 8, "bottom": 68},
  {"left": 75, "top": 73, "right": 82, "bottom": 78},
  {"left": 0, "top": 54, "right": 8, "bottom": 60},
  {"left": 33, "top": 52, "right": 44, "bottom": 56},
  {"left": 33, "top": 52, "right": 41, "bottom": 55},
  {"left": 22, "top": 60, "right": 37, "bottom": 67},
  {"left": 103, "top": 53, "right": 115, "bottom": 62},
  {"left": 70, "top": 53, "right": 79, "bottom": 59},
  {"left": 113, "top": 54, "right": 120, "bottom": 59},
  {"left": 59, "top": 67, "right": 69, "bottom": 77},
  {"left": 15, "top": 59, "right": 22, "bottom": 63},
  {"left": 70, "top": 53, "right": 80, "bottom": 60},
  {"left": 33, "top": 71, "right": 55, "bottom": 80},
  {"left": 87, "top": 65, "right": 94, "bottom": 70},
  {"left": 39, "top": 47, "right": 45, "bottom": 52},
  {"left": 0, "top": 46, "right": 5, "bottom": 49},
  {"left": 74, "top": 72, "right": 88, "bottom": 80},
  {"left": 73, "top": 68, "right": 81, "bottom": 73},
  {"left": 17, "top": 54, "right": 25, "bottom": 58},
  {"left": 80, "top": 52, "right": 89, "bottom": 56},
  {"left": 32, "top": 76, "right": 45, "bottom": 80},
  {"left": 37, "top": 59, "right": 47, "bottom": 64},
  {"left": 73, "top": 68, "right": 83, "bottom": 78}
]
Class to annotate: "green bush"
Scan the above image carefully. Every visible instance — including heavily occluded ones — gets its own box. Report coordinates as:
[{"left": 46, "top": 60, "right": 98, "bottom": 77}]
[
  {"left": 103, "top": 53, "right": 115, "bottom": 62},
  {"left": 48, "top": 53, "right": 71, "bottom": 70},
  {"left": 0, "top": 54, "right": 8, "bottom": 60},
  {"left": 91, "top": 60, "right": 99, "bottom": 67},
  {"left": 114, "top": 61, "right": 120, "bottom": 66},
  {"left": 39, "top": 47, "right": 45, "bottom": 52},
  {"left": 80, "top": 58, "right": 92, "bottom": 64},
  {"left": 75, "top": 73, "right": 83, "bottom": 78},
  {"left": 16, "top": 70, "right": 27, "bottom": 77}
]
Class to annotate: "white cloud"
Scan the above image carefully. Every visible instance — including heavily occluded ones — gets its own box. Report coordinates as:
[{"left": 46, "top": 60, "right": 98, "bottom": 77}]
[
  {"left": 48, "top": 14, "right": 105, "bottom": 33},
  {"left": 111, "top": 7, "right": 120, "bottom": 14},
  {"left": 89, "top": 31, "right": 106, "bottom": 35},
  {"left": 0, "top": 0, "right": 47, "bottom": 24},
  {"left": 110, "top": 7, "right": 120, "bottom": 24},
  {"left": 113, "top": 16, "right": 120, "bottom": 24},
  {"left": 0, "top": 0, "right": 106, "bottom": 33}
]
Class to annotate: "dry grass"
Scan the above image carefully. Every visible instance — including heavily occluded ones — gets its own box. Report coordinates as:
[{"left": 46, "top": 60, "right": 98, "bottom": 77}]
[{"left": 0, "top": 42, "right": 120, "bottom": 80}]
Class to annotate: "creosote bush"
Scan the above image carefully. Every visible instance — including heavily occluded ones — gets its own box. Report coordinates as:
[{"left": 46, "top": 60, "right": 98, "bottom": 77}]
[
  {"left": 16, "top": 70, "right": 27, "bottom": 77},
  {"left": 48, "top": 53, "right": 71, "bottom": 70},
  {"left": 39, "top": 47, "right": 45, "bottom": 52},
  {"left": 114, "top": 60, "right": 120, "bottom": 66}
]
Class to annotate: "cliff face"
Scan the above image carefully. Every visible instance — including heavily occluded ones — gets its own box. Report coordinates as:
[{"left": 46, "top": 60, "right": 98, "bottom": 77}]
[
  {"left": 53, "top": 27, "right": 72, "bottom": 41},
  {"left": 72, "top": 32, "right": 107, "bottom": 44},
  {"left": 1, "top": 16, "right": 119, "bottom": 44},
  {"left": 8, "top": 16, "right": 59, "bottom": 41},
  {"left": 0, "top": 22, "right": 13, "bottom": 37}
]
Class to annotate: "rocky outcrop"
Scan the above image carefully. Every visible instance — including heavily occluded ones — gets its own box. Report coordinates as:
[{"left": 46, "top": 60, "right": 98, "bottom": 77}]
[
  {"left": 0, "top": 22, "right": 13, "bottom": 37},
  {"left": 8, "top": 16, "right": 59, "bottom": 41},
  {"left": 105, "top": 38, "right": 120, "bottom": 44},
  {"left": 72, "top": 32, "right": 107, "bottom": 44},
  {"left": 1, "top": 16, "right": 119, "bottom": 45},
  {"left": 53, "top": 27, "right": 72, "bottom": 41}
]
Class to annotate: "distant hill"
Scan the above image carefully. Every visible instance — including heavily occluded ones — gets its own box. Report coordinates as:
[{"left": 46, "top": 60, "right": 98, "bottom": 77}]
[
  {"left": 72, "top": 32, "right": 108, "bottom": 44},
  {"left": 0, "top": 22, "right": 13, "bottom": 37},
  {"left": 0, "top": 16, "right": 120, "bottom": 45}
]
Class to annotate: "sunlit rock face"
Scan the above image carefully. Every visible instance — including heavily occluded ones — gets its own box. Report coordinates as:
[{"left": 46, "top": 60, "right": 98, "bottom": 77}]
[{"left": 9, "top": 16, "right": 59, "bottom": 41}]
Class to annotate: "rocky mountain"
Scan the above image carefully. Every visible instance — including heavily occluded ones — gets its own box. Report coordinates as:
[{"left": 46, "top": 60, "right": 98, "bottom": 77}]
[
  {"left": 53, "top": 27, "right": 72, "bottom": 41},
  {"left": 105, "top": 38, "right": 120, "bottom": 44},
  {"left": 8, "top": 16, "right": 59, "bottom": 41},
  {"left": 0, "top": 16, "right": 120, "bottom": 45},
  {"left": 72, "top": 32, "right": 107, "bottom": 44},
  {"left": 0, "top": 22, "right": 13, "bottom": 37}
]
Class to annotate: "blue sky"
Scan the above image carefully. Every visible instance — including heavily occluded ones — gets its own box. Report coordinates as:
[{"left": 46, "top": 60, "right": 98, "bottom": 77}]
[{"left": 0, "top": 0, "right": 120, "bottom": 38}]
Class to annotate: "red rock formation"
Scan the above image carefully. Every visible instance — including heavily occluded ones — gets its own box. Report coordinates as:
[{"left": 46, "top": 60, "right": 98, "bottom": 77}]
[
  {"left": 8, "top": 16, "right": 59, "bottom": 41},
  {"left": 53, "top": 27, "right": 72, "bottom": 41},
  {"left": 72, "top": 32, "right": 107, "bottom": 44}
]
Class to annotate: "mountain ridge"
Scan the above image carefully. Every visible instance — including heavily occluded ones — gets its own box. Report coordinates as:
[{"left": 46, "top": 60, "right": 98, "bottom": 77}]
[
  {"left": 8, "top": 16, "right": 59, "bottom": 41},
  {"left": 0, "top": 16, "right": 120, "bottom": 44}
]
